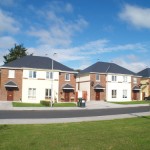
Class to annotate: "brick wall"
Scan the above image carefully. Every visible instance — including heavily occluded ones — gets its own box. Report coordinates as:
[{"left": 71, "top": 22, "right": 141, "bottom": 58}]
[
  {"left": 0, "top": 69, "right": 23, "bottom": 101},
  {"left": 131, "top": 76, "right": 141, "bottom": 100},
  {"left": 90, "top": 73, "right": 106, "bottom": 100},
  {"left": 58, "top": 72, "right": 76, "bottom": 102}
]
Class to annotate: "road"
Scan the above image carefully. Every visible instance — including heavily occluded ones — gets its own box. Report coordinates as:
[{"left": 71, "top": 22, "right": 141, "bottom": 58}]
[{"left": 0, "top": 106, "right": 149, "bottom": 119}]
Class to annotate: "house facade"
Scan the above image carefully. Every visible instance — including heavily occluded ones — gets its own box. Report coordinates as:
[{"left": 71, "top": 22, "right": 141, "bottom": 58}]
[
  {"left": 137, "top": 68, "right": 150, "bottom": 100},
  {"left": 76, "top": 62, "right": 141, "bottom": 102},
  {"left": 0, "top": 56, "right": 77, "bottom": 103}
]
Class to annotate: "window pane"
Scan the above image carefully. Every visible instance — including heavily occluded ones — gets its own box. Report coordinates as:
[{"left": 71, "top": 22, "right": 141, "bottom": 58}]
[
  {"left": 65, "top": 73, "right": 70, "bottom": 80},
  {"left": 33, "top": 71, "right": 36, "bottom": 78},
  {"left": 29, "top": 71, "right": 32, "bottom": 78},
  {"left": 46, "top": 72, "right": 49, "bottom": 79},
  {"left": 96, "top": 74, "right": 99, "bottom": 80}
]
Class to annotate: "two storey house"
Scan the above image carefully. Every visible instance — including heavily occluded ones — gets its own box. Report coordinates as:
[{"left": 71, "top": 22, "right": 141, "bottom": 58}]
[
  {"left": 0, "top": 56, "right": 77, "bottom": 103},
  {"left": 76, "top": 61, "right": 141, "bottom": 102},
  {"left": 137, "top": 68, "right": 150, "bottom": 100}
]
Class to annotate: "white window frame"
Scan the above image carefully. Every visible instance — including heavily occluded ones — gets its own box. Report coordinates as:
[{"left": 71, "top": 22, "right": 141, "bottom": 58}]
[
  {"left": 123, "top": 90, "right": 127, "bottom": 98},
  {"left": 96, "top": 74, "right": 100, "bottom": 81},
  {"left": 8, "top": 70, "right": 15, "bottom": 78},
  {"left": 28, "top": 88, "right": 36, "bottom": 99},
  {"left": 46, "top": 72, "right": 53, "bottom": 79},
  {"left": 123, "top": 76, "right": 127, "bottom": 82},
  {"left": 112, "top": 75, "right": 117, "bottom": 82},
  {"left": 29, "top": 71, "right": 36, "bottom": 78},
  {"left": 112, "top": 90, "right": 117, "bottom": 98},
  {"left": 133, "top": 78, "right": 137, "bottom": 84},
  {"left": 45, "top": 89, "right": 51, "bottom": 99},
  {"left": 65, "top": 73, "right": 70, "bottom": 81}
]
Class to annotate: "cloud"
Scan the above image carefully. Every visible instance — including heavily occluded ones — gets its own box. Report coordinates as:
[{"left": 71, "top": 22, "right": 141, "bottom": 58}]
[
  {"left": 0, "top": 9, "right": 19, "bottom": 33},
  {"left": 112, "top": 58, "right": 147, "bottom": 73},
  {"left": 27, "top": 3, "right": 88, "bottom": 48},
  {"left": 0, "top": 36, "right": 16, "bottom": 49},
  {"left": 119, "top": 4, "right": 150, "bottom": 29}
]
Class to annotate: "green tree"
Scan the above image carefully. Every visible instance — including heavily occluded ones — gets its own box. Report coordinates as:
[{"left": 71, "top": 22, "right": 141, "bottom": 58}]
[{"left": 3, "top": 44, "right": 29, "bottom": 64}]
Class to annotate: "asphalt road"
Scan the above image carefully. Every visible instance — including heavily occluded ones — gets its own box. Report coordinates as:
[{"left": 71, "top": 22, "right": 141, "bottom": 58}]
[{"left": 0, "top": 106, "right": 149, "bottom": 119}]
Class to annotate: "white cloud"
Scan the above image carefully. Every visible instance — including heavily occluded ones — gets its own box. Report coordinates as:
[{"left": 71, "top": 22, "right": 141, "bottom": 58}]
[
  {"left": 0, "top": 9, "right": 19, "bottom": 33},
  {"left": 113, "top": 57, "right": 147, "bottom": 73},
  {"left": 0, "top": 36, "right": 16, "bottom": 49},
  {"left": 119, "top": 4, "right": 150, "bottom": 29},
  {"left": 27, "top": 3, "right": 88, "bottom": 48}
]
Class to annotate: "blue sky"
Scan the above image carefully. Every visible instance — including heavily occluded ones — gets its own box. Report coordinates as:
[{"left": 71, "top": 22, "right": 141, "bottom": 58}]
[{"left": 0, "top": 0, "right": 150, "bottom": 72}]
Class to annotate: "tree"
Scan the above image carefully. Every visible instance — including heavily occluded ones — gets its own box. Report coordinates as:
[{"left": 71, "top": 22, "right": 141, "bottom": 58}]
[{"left": 3, "top": 44, "right": 29, "bottom": 64}]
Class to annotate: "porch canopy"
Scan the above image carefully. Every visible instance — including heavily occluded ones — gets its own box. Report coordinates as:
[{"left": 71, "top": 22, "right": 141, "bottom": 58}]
[
  {"left": 132, "top": 86, "right": 141, "bottom": 91},
  {"left": 4, "top": 81, "right": 18, "bottom": 88},
  {"left": 62, "top": 84, "right": 74, "bottom": 90},
  {"left": 94, "top": 84, "right": 105, "bottom": 90}
]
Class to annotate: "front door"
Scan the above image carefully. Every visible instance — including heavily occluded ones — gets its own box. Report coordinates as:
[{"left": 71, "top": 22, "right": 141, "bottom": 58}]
[
  {"left": 133, "top": 91, "right": 138, "bottom": 100},
  {"left": 7, "top": 90, "right": 14, "bottom": 101},
  {"left": 95, "top": 91, "right": 100, "bottom": 100},
  {"left": 64, "top": 91, "right": 70, "bottom": 102}
]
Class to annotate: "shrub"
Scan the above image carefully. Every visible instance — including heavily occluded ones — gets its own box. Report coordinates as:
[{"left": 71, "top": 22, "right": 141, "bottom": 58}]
[{"left": 40, "top": 100, "right": 51, "bottom": 106}]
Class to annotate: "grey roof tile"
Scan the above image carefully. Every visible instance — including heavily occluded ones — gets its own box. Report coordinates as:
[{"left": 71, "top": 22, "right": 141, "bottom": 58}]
[
  {"left": 137, "top": 68, "right": 150, "bottom": 78},
  {"left": 80, "top": 62, "right": 135, "bottom": 75},
  {"left": 1, "top": 55, "right": 74, "bottom": 72}
]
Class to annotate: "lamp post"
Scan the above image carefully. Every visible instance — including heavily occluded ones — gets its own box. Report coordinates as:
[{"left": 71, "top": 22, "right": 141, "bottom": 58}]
[{"left": 51, "top": 53, "right": 57, "bottom": 107}]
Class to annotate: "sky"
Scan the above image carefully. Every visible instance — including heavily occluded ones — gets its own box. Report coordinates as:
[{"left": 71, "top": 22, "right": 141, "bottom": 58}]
[{"left": 0, "top": 0, "right": 150, "bottom": 72}]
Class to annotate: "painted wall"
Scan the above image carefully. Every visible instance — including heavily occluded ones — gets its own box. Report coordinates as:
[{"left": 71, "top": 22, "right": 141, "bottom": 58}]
[
  {"left": 106, "top": 74, "right": 132, "bottom": 101},
  {"left": 22, "top": 69, "right": 59, "bottom": 103},
  {"left": 76, "top": 74, "right": 91, "bottom": 101}
]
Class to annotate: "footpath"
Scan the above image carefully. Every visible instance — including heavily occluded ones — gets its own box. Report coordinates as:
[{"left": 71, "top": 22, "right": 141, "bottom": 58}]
[{"left": 0, "top": 101, "right": 150, "bottom": 124}]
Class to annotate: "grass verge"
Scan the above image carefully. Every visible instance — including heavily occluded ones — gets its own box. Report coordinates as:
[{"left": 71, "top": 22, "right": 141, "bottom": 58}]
[
  {"left": 0, "top": 117, "right": 150, "bottom": 150},
  {"left": 111, "top": 100, "right": 150, "bottom": 105},
  {"left": 12, "top": 102, "right": 77, "bottom": 107},
  {"left": 12, "top": 102, "right": 46, "bottom": 107},
  {"left": 53, "top": 102, "right": 76, "bottom": 107}
]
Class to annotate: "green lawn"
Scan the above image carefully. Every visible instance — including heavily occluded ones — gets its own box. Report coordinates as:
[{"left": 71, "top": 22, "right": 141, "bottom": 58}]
[
  {"left": 0, "top": 117, "right": 150, "bottom": 150},
  {"left": 111, "top": 100, "right": 150, "bottom": 105},
  {"left": 53, "top": 102, "right": 76, "bottom": 107},
  {"left": 12, "top": 102, "right": 47, "bottom": 107},
  {"left": 12, "top": 102, "right": 77, "bottom": 107}
]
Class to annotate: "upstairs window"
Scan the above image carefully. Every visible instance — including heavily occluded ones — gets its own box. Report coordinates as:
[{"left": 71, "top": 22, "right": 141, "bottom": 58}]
[
  {"left": 29, "top": 71, "right": 36, "bottom": 78},
  {"left": 8, "top": 70, "right": 15, "bottom": 78},
  {"left": 112, "top": 75, "right": 117, "bottom": 81},
  {"left": 123, "top": 76, "right": 127, "bottom": 82},
  {"left": 65, "top": 73, "right": 70, "bottom": 81},
  {"left": 133, "top": 78, "right": 137, "bottom": 84},
  {"left": 96, "top": 74, "right": 100, "bottom": 81},
  {"left": 46, "top": 72, "right": 53, "bottom": 79}
]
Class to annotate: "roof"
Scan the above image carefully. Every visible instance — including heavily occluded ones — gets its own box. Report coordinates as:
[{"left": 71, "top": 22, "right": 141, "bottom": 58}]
[
  {"left": 80, "top": 61, "right": 135, "bottom": 75},
  {"left": 94, "top": 84, "right": 105, "bottom": 89},
  {"left": 4, "top": 81, "right": 18, "bottom": 88},
  {"left": 62, "top": 84, "right": 74, "bottom": 90},
  {"left": 132, "top": 86, "right": 141, "bottom": 91},
  {"left": 137, "top": 68, "right": 150, "bottom": 78},
  {"left": 1, "top": 55, "right": 75, "bottom": 72}
]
